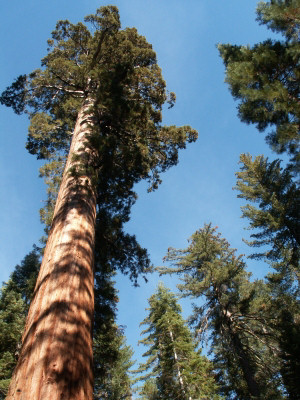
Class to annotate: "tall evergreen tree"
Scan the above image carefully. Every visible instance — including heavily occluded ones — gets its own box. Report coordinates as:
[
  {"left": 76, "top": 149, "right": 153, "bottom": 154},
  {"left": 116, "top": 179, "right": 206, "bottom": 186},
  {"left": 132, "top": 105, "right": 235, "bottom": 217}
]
[
  {"left": 138, "top": 379, "right": 159, "bottom": 400},
  {"left": 235, "top": 153, "right": 299, "bottom": 282},
  {"left": 0, "top": 247, "right": 41, "bottom": 398},
  {"left": 0, "top": 6, "right": 197, "bottom": 399},
  {"left": 9, "top": 246, "right": 42, "bottom": 311},
  {"left": 218, "top": 3, "right": 299, "bottom": 395},
  {"left": 0, "top": 283, "right": 26, "bottom": 399},
  {"left": 94, "top": 324, "right": 134, "bottom": 400},
  {"left": 93, "top": 261, "right": 134, "bottom": 399},
  {"left": 159, "top": 224, "right": 284, "bottom": 399},
  {"left": 235, "top": 154, "right": 300, "bottom": 398},
  {"left": 136, "top": 283, "right": 220, "bottom": 400},
  {"left": 218, "top": 0, "right": 300, "bottom": 170}
]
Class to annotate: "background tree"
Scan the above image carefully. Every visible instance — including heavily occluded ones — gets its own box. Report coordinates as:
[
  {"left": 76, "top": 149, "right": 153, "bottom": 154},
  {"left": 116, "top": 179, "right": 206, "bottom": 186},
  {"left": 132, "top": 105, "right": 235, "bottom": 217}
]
[
  {"left": 235, "top": 154, "right": 300, "bottom": 399},
  {"left": 0, "top": 6, "right": 197, "bottom": 399},
  {"left": 93, "top": 262, "right": 134, "bottom": 399},
  {"left": 235, "top": 153, "right": 299, "bottom": 285},
  {"left": 218, "top": 1, "right": 300, "bottom": 298},
  {"left": 0, "top": 283, "right": 26, "bottom": 399},
  {"left": 218, "top": 0, "right": 300, "bottom": 170},
  {"left": 138, "top": 378, "right": 159, "bottom": 400},
  {"left": 136, "top": 283, "right": 220, "bottom": 400},
  {"left": 219, "top": 2, "right": 299, "bottom": 396},
  {"left": 0, "top": 247, "right": 40, "bottom": 397},
  {"left": 159, "top": 224, "right": 285, "bottom": 399}
]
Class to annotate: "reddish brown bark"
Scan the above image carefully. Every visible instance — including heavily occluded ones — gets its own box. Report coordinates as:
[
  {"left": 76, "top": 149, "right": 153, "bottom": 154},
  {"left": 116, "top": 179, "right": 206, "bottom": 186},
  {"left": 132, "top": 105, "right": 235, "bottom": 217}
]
[{"left": 7, "top": 102, "right": 97, "bottom": 400}]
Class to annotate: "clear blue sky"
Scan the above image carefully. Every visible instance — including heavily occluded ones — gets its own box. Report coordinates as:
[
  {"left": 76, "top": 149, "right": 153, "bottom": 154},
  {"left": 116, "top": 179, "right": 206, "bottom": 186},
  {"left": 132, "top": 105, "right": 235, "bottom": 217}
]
[{"left": 0, "top": 0, "right": 277, "bottom": 382}]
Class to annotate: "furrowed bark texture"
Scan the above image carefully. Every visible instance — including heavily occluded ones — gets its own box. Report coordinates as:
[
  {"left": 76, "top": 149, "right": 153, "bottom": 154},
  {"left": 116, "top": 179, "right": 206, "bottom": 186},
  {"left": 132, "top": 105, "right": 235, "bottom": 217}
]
[{"left": 7, "top": 102, "right": 97, "bottom": 400}]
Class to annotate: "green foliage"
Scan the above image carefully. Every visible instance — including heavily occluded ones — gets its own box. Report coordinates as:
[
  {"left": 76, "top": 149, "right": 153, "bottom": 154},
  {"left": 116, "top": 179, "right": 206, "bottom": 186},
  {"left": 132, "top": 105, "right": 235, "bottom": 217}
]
[
  {"left": 235, "top": 153, "right": 299, "bottom": 280},
  {"left": 136, "top": 283, "right": 220, "bottom": 400},
  {"left": 0, "top": 6, "right": 197, "bottom": 187},
  {"left": 256, "top": 0, "right": 300, "bottom": 41},
  {"left": 93, "top": 262, "right": 134, "bottom": 399},
  {"left": 218, "top": 0, "right": 300, "bottom": 169},
  {"left": 0, "top": 247, "right": 41, "bottom": 398},
  {"left": 235, "top": 152, "right": 300, "bottom": 398},
  {"left": 9, "top": 246, "right": 41, "bottom": 308},
  {"left": 139, "top": 378, "right": 159, "bottom": 400},
  {"left": 0, "top": 283, "right": 26, "bottom": 399},
  {"left": 275, "top": 304, "right": 300, "bottom": 399},
  {"left": 160, "top": 224, "right": 285, "bottom": 399},
  {"left": 0, "top": 5, "right": 197, "bottom": 282},
  {"left": 219, "top": 4, "right": 300, "bottom": 394},
  {"left": 39, "top": 158, "right": 65, "bottom": 236},
  {"left": 94, "top": 325, "right": 134, "bottom": 400}
]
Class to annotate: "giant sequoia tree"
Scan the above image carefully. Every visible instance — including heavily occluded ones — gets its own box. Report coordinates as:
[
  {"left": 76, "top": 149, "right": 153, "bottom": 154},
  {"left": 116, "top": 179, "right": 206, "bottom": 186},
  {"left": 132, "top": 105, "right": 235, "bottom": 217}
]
[{"left": 0, "top": 6, "right": 197, "bottom": 400}]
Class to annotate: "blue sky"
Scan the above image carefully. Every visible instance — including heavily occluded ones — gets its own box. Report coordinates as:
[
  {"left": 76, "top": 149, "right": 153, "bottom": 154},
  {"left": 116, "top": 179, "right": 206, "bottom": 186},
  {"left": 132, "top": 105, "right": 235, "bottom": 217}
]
[{"left": 0, "top": 0, "right": 278, "bottom": 382}]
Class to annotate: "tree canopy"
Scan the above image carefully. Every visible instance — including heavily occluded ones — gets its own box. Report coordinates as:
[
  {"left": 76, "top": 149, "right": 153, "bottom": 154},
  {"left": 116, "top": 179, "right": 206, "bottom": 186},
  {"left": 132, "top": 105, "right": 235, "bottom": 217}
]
[
  {"left": 159, "top": 224, "right": 285, "bottom": 399},
  {"left": 218, "top": 0, "right": 300, "bottom": 170},
  {"left": 136, "top": 283, "right": 220, "bottom": 400}
]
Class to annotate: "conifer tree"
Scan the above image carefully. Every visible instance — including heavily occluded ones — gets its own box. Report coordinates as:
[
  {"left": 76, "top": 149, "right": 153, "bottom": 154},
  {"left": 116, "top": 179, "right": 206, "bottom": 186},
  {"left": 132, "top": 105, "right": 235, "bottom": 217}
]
[
  {"left": 136, "top": 283, "right": 220, "bottom": 400},
  {"left": 235, "top": 154, "right": 300, "bottom": 398},
  {"left": 235, "top": 153, "right": 299, "bottom": 283},
  {"left": 218, "top": 0, "right": 300, "bottom": 170},
  {"left": 139, "top": 379, "right": 159, "bottom": 400},
  {"left": 218, "top": 3, "right": 299, "bottom": 395},
  {"left": 94, "top": 325, "right": 134, "bottom": 399},
  {"left": 0, "top": 6, "right": 197, "bottom": 399},
  {"left": 9, "top": 247, "right": 42, "bottom": 311},
  {"left": 0, "top": 248, "right": 41, "bottom": 398},
  {"left": 159, "top": 224, "right": 284, "bottom": 399},
  {"left": 93, "top": 260, "right": 134, "bottom": 399},
  {"left": 0, "top": 283, "right": 26, "bottom": 399}
]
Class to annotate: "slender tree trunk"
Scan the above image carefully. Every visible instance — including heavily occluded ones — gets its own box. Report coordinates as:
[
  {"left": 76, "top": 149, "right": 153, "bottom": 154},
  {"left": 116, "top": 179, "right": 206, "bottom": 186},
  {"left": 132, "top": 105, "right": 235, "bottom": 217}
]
[
  {"left": 168, "top": 328, "right": 190, "bottom": 400},
  {"left": 7, "top": 100, "right": 97, "bottom": 400}
]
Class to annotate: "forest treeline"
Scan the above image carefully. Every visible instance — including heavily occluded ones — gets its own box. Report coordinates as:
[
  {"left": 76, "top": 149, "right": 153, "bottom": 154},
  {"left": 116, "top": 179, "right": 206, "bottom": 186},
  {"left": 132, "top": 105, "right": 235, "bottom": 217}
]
[{"left": 0, "top": 1, "right": 299, "bottom": 399}]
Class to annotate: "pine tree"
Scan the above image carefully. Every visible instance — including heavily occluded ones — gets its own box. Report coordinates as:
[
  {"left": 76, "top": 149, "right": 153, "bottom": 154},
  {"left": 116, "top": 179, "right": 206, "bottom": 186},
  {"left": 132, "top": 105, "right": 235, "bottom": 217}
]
[
  {"left": 9, "top": 246, "right": 42, "bottom": 310},
  {"left": 218, "top": 3, "right": 299, "bottom": 395},
  {"left": 0, "top": 283, "right": 26, "bottom": 399},
  {"left": 218, "top": 0, "right": 300, "bottom": 170},
  {"left": 93, "top": 263, "right": 134, "bottom": 399},
  {"left": 94, "top": 325, "right": 134, "bottom": 400},
  {"left": 136, "top": 283, "right": 220, "bottom": 400},
  {"left": 0, "top": 6, "right": 197, "bottom": 399},
  {"left": 235, "top": 154, "right": 300, "bottom": 398},
  {"left": 235, "top": 153, "right": 299, "bottom": 283},
  {"left": 0, "top": 247, "right": 42, "bottom": 398},
  {"left": 139, "top": 379, "right": 159, "bottom": 400},
  {"left": 159, "top": 224, "right": 285, "bottom": 399}
]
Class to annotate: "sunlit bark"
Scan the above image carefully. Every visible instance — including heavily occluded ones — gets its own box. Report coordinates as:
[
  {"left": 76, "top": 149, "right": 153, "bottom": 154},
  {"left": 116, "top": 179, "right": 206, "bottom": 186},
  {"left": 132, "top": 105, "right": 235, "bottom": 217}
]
[{"left": 6, "top": 101, "right": 97, "bottom": 400}]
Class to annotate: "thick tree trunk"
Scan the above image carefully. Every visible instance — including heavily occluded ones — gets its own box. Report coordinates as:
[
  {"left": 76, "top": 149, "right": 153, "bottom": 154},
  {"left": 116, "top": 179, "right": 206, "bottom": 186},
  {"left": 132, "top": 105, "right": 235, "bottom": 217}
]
[
  {"left": 224, "top": 310, "right": 262, "bottom": 399},
  {"left": 231, "top": 331, "right": 262, "bottom": 398},
  {"left": 7, "top": 101, "right": 97, "bottom": 400}
]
